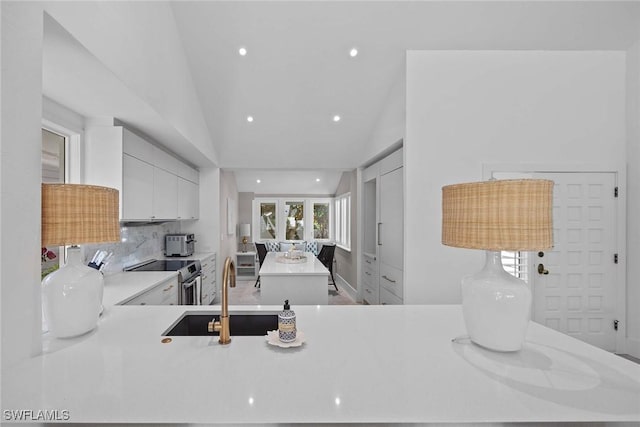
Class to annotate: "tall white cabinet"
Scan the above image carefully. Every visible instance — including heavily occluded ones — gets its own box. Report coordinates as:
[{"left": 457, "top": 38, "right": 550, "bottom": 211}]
[
  {"left": 361, "top": 148, "right": 404, "bottom": 305},
  {"left": 85, "top": 126, "right": 199, "bottom": 222}
]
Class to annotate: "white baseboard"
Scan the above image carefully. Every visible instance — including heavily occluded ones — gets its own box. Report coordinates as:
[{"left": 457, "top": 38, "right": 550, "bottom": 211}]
[
  {"left": 335, "top": 273, "right": 357, "bottom": 302},
  {"left": 626, "top": 337, "right": 640, "bottom": 359}
]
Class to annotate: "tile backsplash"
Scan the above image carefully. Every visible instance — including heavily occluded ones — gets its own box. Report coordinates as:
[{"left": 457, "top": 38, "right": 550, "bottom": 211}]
[{"left": 83, "top": 222, "right": 181, "bottom": 275}]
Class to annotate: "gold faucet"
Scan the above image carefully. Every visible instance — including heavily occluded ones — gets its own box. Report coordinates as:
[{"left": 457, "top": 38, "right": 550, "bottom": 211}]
[{"left": 208, "top": 257, "right": 236, "bottom": 344}]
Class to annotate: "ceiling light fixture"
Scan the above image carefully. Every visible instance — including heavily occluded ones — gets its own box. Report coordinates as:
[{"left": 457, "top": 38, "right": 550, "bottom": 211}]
[
  {"left": 238, "top": 47, "right": 247, "bottom": 56},
  {"left": 256, "top": 179, "right": 261, "bottom": 183},
  {"left": 316, "top": 178, "right": 320, "bottom": 182},
  {"left": 333, "top": 115, "right": 341, "bottom": 122},
  {"left": 246, "top": 116, "right": 254, "bottom": 123},
  {"left": 349, "top": 48, "right": 358, "bottom": 57}
]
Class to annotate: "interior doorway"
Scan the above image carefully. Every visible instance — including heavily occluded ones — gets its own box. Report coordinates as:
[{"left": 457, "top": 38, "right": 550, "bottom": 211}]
[{"left": 490, "top": 169, "right": 622, "bottom": 352}]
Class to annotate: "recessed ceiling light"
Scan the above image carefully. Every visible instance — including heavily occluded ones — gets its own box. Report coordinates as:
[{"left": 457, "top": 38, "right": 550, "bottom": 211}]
[
  {"left": 256, "top": 179, "right": 261, "bottom": 183},
  {"left": 247, "top": 116, "right": 254, "bottom": 122},
  {"left": 349, "top": 48, "right": 358, "bottom": 57},
  {"left": 238, "top": 47, "right": 247, "bottom": 56},
  {"left": 316, "top": 178, "right": 320, "bottom": 182},
  {"left": 333, "top": 115, "right": 341, "bottom": 122}
]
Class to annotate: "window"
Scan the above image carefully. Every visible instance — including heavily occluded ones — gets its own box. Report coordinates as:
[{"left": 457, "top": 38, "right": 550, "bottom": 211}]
[
  {"left": 502, "top": 251, "right": 530, "bottom": 283},
  {"left": 259, "top": 201, "right": 277, "bottom": 240},
  {"left": 41, "top": 128, "right": 66, "bottom": 278},
  {"left": 284, "top": 201, "right": 304, "bottom": 240},
  {"left": 254, "top": 198, "right": 333, "bottom": 242},
  {"left": 313, "top": 202, "right": 330, "bottom": 239},
  {"left": 334, "top": 192, "right": 350, "bottom": 250}
]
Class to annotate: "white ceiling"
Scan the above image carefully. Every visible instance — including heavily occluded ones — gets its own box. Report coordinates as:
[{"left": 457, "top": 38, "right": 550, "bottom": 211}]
[{"left": 42, "top": 1, "right": 640, "bottom": 194}]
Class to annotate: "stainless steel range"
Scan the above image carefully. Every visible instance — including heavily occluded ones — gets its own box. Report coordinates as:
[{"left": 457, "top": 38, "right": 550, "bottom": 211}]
[{"left": 125, "top": 259, "right": 202, "bottom": 305}]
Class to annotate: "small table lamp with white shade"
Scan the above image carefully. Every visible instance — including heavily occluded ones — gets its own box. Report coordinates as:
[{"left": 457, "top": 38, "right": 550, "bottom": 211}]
[
  {"left": 41, "top": 183, "right": 120, "bottom": 338},
  {"left": 441, "top": 179, "right": 553, "bottom": 352},
  {"left": 240, "top": 223, "right": 251, "bottom": 252}
]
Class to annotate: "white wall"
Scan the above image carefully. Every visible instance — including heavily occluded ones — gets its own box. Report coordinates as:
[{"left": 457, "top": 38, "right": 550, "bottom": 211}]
[
  {"left": 182, "top": 167, "right": 221, "bottom": 293},
  {"left": 219, "top": 170, "right": 239, "bottom": 286},
  {"left": 405, "top": 51, "right": 626, "bottom": 305},
  {"left": 42, "top": 2, "right": 217, "bottom": 166},
  {"left": 334, "top": 170, "right": 358, "bottom": 289},
  {"left": 363, "top": 65, "right": 405, "bottom": 164},
  {"left": 626, "top": 40, "right": 640, "bottom": 356},
  {"left": 0, "top": 2, "right": 44, "bottom": 368}
]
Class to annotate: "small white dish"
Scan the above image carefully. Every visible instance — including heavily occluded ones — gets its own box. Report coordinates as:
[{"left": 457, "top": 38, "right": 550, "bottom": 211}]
[{"left": 265, "top": 330, "right": 305, "bottom": 348}]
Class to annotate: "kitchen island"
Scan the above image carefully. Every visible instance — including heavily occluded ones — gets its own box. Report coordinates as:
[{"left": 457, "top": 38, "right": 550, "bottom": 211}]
[
  {"left": 259, "top": 251, "right": 330, "bottom": 305},
  {"left": 2, "top": 278, "right": 639, "bottom": 425}
]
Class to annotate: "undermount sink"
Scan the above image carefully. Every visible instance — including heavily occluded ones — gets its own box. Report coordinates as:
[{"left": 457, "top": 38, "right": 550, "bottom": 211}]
[{"left": 163, "top": 311, "right": 278, "bottom": 336}]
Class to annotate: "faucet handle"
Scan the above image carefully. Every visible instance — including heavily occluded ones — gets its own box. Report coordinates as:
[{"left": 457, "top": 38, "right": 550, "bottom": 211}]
[{"left": 208, "top": 319, "right": 221, "bottom": 333}]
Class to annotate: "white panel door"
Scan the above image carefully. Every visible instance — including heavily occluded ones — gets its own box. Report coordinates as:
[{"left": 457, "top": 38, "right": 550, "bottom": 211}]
[{"left": 530, "top": 172, "right": 618, "bottom": 351}]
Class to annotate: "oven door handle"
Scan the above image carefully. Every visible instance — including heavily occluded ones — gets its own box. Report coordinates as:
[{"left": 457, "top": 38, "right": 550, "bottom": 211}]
[{"left": 195, "top": 275, "right": 202, "bottom": 305}]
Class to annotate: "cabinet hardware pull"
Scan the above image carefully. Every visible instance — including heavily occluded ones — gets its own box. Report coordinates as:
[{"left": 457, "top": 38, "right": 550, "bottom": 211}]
[
  {"left": 365, "top": 271, "right": 371, "bottom": 276},
  {"left": 377, "top": 223, "right": 382, "bottom": 245},
  {"left": 365, "top": 260, "right": 371, "bottom": 264},
  {"left": 382, "top": 275, "right": 396, "bottom": 283},
  {"left": 365, "top": 288, "right": 371, "bottom": 294}
]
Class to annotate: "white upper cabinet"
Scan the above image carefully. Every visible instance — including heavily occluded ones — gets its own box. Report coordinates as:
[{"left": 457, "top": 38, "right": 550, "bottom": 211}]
[
  {"left": 85, "top": 126, "right": 199, "bottom": 222},
  {"left": 177, "top": 177, "right": 199, "bottom": 220},
  {"left": 122, "top": 154, "right": 154, "bottom": 220}
]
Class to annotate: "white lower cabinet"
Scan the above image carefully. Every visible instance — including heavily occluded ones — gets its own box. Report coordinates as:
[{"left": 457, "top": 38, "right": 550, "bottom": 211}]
[
  {"left": 362, "top": 254, "right": 379, "bottom": 305},
  {"left": 380, "top": 286, "right": 403, "bottom": 305},
  {"left": 200, "top": 254, "right": 217, "bottom": 305},
  {"left": 123, "top": 276, "right": 179, "bottom": 306}
]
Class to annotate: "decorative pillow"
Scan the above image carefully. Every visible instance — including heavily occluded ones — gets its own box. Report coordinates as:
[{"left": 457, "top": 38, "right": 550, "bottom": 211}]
[
  {"left": 305, "top": 241, "right": 319, "bottom": 256},
  {"left": 265, "top": 241, "right": 280, "bottom": 252},
  {"left": 279, "top": 241, "right": 306, "bottom": 252}
]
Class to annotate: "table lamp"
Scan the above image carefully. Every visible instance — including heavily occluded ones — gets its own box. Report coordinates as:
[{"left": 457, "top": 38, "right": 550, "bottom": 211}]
[
  {"left": 240, "top": 223, "right": 251, "bottom": 252},
  {"left": 442, "top": 179, "right": 553, "bottom": 351},
  {"left": 41, "top": 183, "right": 120, "bottom": 338}
]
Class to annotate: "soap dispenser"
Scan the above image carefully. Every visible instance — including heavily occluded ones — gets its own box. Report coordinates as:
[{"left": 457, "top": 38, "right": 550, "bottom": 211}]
[{"left": 278, "top": 300, "right": 296, "bottom": 342}]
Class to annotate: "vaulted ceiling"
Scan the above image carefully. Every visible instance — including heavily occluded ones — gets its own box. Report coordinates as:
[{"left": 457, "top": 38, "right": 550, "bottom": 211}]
[{"left": 42, "top": 1, "right": 640, "bottom": 194}]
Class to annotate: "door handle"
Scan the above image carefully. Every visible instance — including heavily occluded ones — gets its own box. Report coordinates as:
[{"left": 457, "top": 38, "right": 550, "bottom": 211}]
[
  {"left": 377, "top": 223, "right": 382, "bottom": 246},
  {"left": 537, "top": 264, "right": 549, "bottom": 275}
]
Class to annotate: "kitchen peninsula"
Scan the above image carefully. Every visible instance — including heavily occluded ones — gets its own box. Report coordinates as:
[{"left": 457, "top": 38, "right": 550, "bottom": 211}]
[
  {"left": 259, "top": 251, "right": 330, "bottom": 305},
  {"left": 2, "top": 277, "right": 639, "bottom": 425}
]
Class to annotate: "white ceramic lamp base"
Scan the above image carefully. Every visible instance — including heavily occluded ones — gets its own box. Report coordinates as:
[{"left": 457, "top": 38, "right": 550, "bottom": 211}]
[
  {"left": 42, "top": 246, "right": 103, "bottom": 338},
  {"left": 461, "top": 250, "right": 532, "bottom": 352}
]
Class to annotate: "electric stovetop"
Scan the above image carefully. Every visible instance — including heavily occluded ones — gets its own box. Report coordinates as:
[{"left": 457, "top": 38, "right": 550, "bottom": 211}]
[{"left": 125, "top": 259, "right": 196, "bottom": 272}]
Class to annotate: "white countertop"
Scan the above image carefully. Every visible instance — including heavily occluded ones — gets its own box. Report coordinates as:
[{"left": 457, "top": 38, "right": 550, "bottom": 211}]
[
  {"left": 3, "top": 297, "right": 639, "bottom": 424},
  {"left": 260, "top": 251, "right": 329, "bottom": 276},
  {"left": 102, "top": 271, "right": 178, "bottom": 306}
]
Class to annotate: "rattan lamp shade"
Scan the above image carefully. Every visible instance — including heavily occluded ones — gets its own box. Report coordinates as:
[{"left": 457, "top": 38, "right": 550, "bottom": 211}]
[
  {"left": 442, "top": 179, "right": 553, "bottom": 251},
  {"left": 42, "top": 184, "right": 120, "bottom": 246}
]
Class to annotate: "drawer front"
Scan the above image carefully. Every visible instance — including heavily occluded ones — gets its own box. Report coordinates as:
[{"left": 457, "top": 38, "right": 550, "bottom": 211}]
[
  {"left": 362, "top": 282, "right": 379, "bottom": 305},
  {"left": 201, "top": 255, "right": 216, "bottom": 274},
  {"left": 379, "top": 263, "right": 403, "bottom": 299},
  {"left": 125, "top": 285, "right": 165, "bottom": 306},
  {"left": 362, "top": 255, "right": 377, "bottom": 286},
  {"left": 160, "top": 279, "right": 178, "bottom": 305},
  {"left": 380, "top": 286, "right": 402, "bottom": 305}
]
